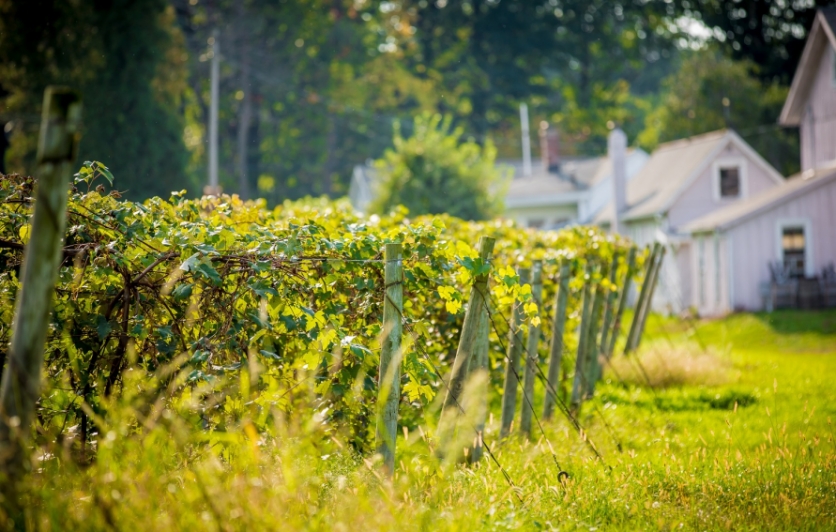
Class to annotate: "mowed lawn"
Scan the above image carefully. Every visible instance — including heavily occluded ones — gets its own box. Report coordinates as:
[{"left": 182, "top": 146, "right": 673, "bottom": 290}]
[{"left": 490, "top": 310, "right": 836, "bottom": 531}]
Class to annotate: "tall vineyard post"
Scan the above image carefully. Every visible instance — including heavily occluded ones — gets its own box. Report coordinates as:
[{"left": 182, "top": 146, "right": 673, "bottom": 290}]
[
  {"left": 466, "top": 305, "right": 491, "bottom": 462},
  {"left": 570, "top": 262, "right": 595, "bottom": 411},
  {"left": 543, "top": 261, "right": 570, "bottom": 420},
  {"left": 582, "top": 265, "right": 607, "bottom": 398},
  {"left": 375, "top": 243, "right": 404, "bottom": 475},
  {"left": 0, "top": 87, "right": 81, "bottom": 505},
  {"left": 606, "top": 248, "right": 637, "bottom": 358},
  {"left": 634, "top": 245, "right": 667, "bottom": 352},
  {"left": 593, "top": 254, "right": 621, "bottom": 385},
  {"left": 439, "top": 236, "right": 495, "bottom": 455},
  {"left": 500, "top": 267, "right": 529, "bottom": 438},
  {"left": 519, "top": 261, "right": 543, "bottom": 438},
  {"left": 624, "top": 243, "right": 660, "bottom": 356}
]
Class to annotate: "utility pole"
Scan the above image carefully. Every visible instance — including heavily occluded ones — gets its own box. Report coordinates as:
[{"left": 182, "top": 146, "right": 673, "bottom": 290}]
[
  {"left": 520, "top": 103, "right": 532, "bottom": 177},
  {"left": 206, "top": 30, "right": 221, "bottom": 196}
]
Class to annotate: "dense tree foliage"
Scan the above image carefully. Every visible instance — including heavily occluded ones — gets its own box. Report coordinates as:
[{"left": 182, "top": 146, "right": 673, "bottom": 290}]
[
  {"left": 639, "top": 50, "right": 799, "bottom": 176},
  {"left": 681, "top": 0, "right": 835, "bottom": 84},
  {"left": 0, "top": 0, "right": 191, "bottom": 199},
  {"left": 0, "top": 0, "right": 822, "bottom": 200},
  {"left": 370, "top": 114, "right": 505, "bottom": 220}
]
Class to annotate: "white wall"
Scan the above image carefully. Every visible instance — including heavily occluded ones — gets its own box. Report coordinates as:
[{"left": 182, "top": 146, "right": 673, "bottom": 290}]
[
  {"left": 726, "top": 176, "right": 836, "bottom": 310},
  {"left": 668, "top": 140, "right": 781, "bottom": 231}
]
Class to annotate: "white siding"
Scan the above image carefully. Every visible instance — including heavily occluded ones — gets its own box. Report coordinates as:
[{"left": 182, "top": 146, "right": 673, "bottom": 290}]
[
  {"left": 668, "top": 141, "right": 781, "bottom": 231},
  {"left": 727, "top": 176, "right": 836, "bottom": 310}
]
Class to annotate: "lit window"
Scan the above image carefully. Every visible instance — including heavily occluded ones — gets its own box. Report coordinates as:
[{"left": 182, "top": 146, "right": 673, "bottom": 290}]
[
  {"left": 782, "top": 226, "right": 805, "bottom": 278},
  {"left": 719, "top": 167, "right": 740, "bottom": 198}
]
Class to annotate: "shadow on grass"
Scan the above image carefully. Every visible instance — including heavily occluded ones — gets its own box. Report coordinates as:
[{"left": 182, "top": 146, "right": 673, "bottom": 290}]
[
  {"left": 599, "top": 387, "right": 757, "bottom": 412},
  {"left": 752, "top": 309, "right": 836, "bottom": 335}
]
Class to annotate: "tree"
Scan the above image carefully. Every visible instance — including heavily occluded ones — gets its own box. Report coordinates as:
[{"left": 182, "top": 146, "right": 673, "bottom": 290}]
[
  {"left": 638, "top": 50, "right": 799, "bottom": 176},
  {"left": 682, "top": 0, "right": 833, "bottom": 84},
  {"left": 370, "top": 113, "right": 506, "bottom": 220},
  {"left": 0, "top": 0, "right": 191, "bottom": 199}
]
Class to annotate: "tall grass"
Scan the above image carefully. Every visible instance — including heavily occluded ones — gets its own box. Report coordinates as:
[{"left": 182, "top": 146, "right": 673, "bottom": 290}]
[{"left": 11, "top": 312, "right": 836, "bottom": 530}]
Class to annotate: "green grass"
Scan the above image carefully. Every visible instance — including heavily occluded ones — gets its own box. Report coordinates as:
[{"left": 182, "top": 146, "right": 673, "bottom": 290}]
[{"left": 18, "top": 311, "right": 836, "bottom": 530}]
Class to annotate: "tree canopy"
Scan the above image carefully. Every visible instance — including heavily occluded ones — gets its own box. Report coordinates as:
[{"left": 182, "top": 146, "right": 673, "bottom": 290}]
[
  {"left": 0, "top": 0, "right": 820, "bottom": 199},
  {"left": 370, "top": 113, "right": 506, "bottom": 220}
]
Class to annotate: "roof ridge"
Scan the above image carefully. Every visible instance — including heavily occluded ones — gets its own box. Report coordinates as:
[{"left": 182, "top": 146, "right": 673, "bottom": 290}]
[{"left": 653, "top": 129, "right": 728, "bottom": 152}]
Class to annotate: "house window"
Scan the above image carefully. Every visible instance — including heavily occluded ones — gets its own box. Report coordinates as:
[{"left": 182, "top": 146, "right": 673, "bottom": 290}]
[
  {"left": 528, "top": 219, "right": 545, "bottom": 229},
  {"left": 719, "top": 167, "right": 741, "bottom": 198},
  {"left": 782, "top": 226, "right": 806, "bottom": 278}
]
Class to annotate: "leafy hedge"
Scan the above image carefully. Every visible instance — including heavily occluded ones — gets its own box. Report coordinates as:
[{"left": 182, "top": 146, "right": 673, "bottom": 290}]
[{"left": 0, "top": 166, "right": 640, "bottom": 451}]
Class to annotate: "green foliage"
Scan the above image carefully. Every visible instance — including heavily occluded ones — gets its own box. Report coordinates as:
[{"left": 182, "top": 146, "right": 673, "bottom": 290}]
[
  {"left": 0, "top": 0, "right": 191, "bottom": 198},
  {"left": 0, "top": 169, "right": 628, "bottom": 454},
  {"left": 638, "top": 50, "right": 799, "bottom": 176},
  {"left": 370, "top": 114, "right": 507, "bottom": 220},
  {"left": 11, "top": 308, "right": 836, "bottom": 529}
]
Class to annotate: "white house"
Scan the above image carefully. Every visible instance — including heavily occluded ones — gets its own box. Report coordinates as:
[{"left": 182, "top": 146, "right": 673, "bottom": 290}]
[
  {"left": 595, "top": 129, "right": 785, "bottom": 313},
  {"left": 682, "top": 8, "right": 836, "bottom": 315},
  {"left": 503, "top": 149, "right": 649, "bottom": 228}
]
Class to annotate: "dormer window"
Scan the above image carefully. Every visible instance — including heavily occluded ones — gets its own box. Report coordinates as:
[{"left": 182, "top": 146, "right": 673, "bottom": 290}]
[
  {"left": 719, "top": 167, "right": 740, "bottom": 197},
  {"left": 712, "top": 157, "right": 747, "bottom": 201}
]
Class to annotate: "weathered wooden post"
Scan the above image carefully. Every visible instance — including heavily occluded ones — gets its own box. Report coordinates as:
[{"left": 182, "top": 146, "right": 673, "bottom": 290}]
[
  {"left": 0, "top": 87, "right": 81, "bottom": 496},
  {"left": 570, "top": 262, "right": 595, "bottom": 410},
  {"left": 634, "top": 245, "right": 666, "bottom": 352},
  {"left": 606, "top": 248, "right": 637, "bottom": 358},
  {"left": 624, "top": 243, "right": 660, "bottom": 356},
  {"left": 467, "top": 306, "right": 490, "bottom": 462},
  {"left": 598, "top": 254, "right": 621, "bottom": 358},
  {"left": 543, "top": 261, "right": 570, "bottom": 420},
  {"left": 375, "top": 243, "right": 403, "bottom": 474},
  {"left": 500, "top": 267, "right": 529, "bottom": 438},
  {"left": 439, "top": 236, "right": 495, "bottom": 453},
  {"left": 519, "top": 261, "right": 543, "bottom": 438},
  {"left": 583, "top": 267, "right": 607, "bottom": 398}
]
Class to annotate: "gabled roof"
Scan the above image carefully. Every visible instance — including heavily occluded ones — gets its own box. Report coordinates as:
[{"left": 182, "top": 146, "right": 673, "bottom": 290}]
[
  {"left": 595, "top": 129, "right": 783, "bottom": 224},
  {"left": 504, "top": 150, "right": 647, "bottom": 210},
  {"left": 594, "top": 129, "right": 784, "bottom": 224},
  {"left": 683, "top": 163, "right": 836, "bottom": 233},
  {"left": 780, "top": 8, "right": 836, "bottom": 126}
]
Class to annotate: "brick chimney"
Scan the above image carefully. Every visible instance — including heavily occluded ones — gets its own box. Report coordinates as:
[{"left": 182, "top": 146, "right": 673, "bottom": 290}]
[{"left": 539, "top": 121, "right": 560, "bottom": 173}]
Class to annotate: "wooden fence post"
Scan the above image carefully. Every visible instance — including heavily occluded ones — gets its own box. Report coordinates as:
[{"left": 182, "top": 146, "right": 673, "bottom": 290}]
[
  {"left": 439, "top": 236, "right": 495, "bottom": 452},
  {"left": 543, "top": 261, "right": 570, "bottom": 420},
  {"left": 467, "top": 304, "right": 490, "bottom": 462},
  {"left": 519, "top": 261, "right": 543, "bottom": 438},
  {"left": 624, "top": 243, "right": 660, "bottom": 356},
  {"left": 598, "top": 254, "right": 621, "bottom": 359},
  {"left": 0, "top": 88, "right": 81, "bottom": 494},
  {"left": 570, "top": 262, "right": 595, "bottom": 410},
  {"left": 583, "top": 267, "right": 607, "bottom": 398},
  {"left": 634, "top": 245, "right": 666, "bottom": 352},
  {"left": 605, "top": 248, "right": 637, "bottom": 358},
  {"left": 500, "top": 267, "right": 529, "bottom": 438},
  {"left": 375, "top": 243, "right": 403, "bottom": 474}
]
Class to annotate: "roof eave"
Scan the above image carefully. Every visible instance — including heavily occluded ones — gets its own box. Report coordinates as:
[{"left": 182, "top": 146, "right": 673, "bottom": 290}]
[{"left": 780, "top": 14, "right": 834, "bottom": 126}]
